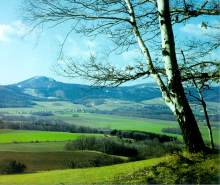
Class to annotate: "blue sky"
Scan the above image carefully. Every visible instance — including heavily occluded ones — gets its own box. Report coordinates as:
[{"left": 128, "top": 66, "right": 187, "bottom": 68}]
[{"left": 0, "top": 0, "right": 219, "bottom": 85}]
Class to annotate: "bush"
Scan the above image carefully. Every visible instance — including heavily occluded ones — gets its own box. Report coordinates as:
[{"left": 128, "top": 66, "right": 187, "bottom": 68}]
[{"left": 0, "top": 160, "right": 26, "bottom": 174}]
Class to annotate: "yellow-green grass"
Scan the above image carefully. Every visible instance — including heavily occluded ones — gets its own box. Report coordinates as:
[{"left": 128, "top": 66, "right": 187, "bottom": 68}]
[
  {"left": 0, "top": 141, "right": 68, "bottom": 152},
  {"left": 0, "top": 130, "right": 102, "bottom": 143},
  {"left": 0, "top": 151, "right": 127, "bottom": 173},
  {"left": 0, "top": 156, "right": 164, "bottom": 185}
]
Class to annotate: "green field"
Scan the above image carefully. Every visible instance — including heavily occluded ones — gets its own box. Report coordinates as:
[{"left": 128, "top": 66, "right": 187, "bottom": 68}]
[
  {"left": 0, "top": 101, "right": 219, "bottom": 184},
  {"left": 0, "top": 154, "right": 218, "bottom": 185},
  {"left": 0, "top": 150, "right": 127, "bottom": 172},
  {"left": 0, "top": 130, "right": 102, "bottom": 143},
  {"left": 0, "top": 156, "right": 164, "bottom": 185},
  {"left": 0, "top": 100, "right": 219, "bottom": 145},
  {"left": 0, "top": 141, "right": 67, "bottom": 152}
]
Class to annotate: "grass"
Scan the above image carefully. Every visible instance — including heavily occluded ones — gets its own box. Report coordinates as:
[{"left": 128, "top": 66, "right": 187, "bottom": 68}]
[
  {"left": 113, "top": 153, "right": 220, "bottom": 184},
  {"left": 0, "top": 156, "right": 164, "bottom": 185},
  {"left": 0, "top": 141, "right": 68, "bottom": 152},
  {"left": 0, "top": 150, "right": 128, "bottom": 173},
  {"left": 0, "top": 130, "right": 102, "bottom": 143},
  {"left": 0, "top": 101, "right": 219, "bottom": 144}
]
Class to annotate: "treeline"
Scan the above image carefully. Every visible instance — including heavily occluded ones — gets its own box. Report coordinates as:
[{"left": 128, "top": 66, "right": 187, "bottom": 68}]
[
  {"left": 110, "top": 129, "right": 177, "bottom": 142},
  {"left": 66, "top": 136, "right": 181, "bottom": 160},
  {"left": 0, "top": 115, "right": 108, "bottom": 134}
]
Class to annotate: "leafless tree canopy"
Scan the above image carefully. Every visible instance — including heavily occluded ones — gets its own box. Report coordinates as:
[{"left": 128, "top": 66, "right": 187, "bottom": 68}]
[
  {"left": 23, "top": 0, "right": 220, "bottom": 152},
  {"left": 24, "top": 0, "right": 220, "bottom": 86}
]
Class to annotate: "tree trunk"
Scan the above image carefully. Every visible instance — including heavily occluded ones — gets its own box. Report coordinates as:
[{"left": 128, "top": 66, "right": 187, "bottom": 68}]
[
  {"left": 201, "top": 99, "right": 215, "bottom": 149},
  {"left": 157, "top": 0, "right": 206, "bottom": 152}
]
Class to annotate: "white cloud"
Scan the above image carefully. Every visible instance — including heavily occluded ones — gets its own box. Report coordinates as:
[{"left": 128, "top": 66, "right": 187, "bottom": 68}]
[
  {"left": 0, "top": 24, "right": 13, "bottom": 42},
  {"left": 122, "top": 49, "right": 140, "bottom": 60},
  {"left": 180, "top": 23, "right": 220, "bottom": 36},
  {"left": 12, "top": 20, "right": 30, "bottom": 37},
  {"left": 0, "top": 20, "right": 30, "bottom": 42}
]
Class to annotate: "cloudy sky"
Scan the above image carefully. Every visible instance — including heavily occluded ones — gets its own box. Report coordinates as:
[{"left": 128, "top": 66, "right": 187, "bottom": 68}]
[{"left": 0, "top": 0, "right": 219, "bottom": 85}]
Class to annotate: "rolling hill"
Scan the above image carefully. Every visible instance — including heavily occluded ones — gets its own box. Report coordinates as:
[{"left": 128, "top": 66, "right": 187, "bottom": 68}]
[{"left": 0, "top": 76, "right": 219, "bottom": 121}]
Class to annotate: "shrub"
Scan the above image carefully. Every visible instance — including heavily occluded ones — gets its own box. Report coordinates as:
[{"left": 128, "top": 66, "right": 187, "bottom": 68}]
[{"left": 0, "top": 160, "right": 26, "bottom": 174}]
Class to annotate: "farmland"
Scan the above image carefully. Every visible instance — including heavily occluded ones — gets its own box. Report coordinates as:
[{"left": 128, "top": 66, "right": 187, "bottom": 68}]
[
  {"left": 0, "top": 100, "right": 219, "bottom": 184},
  {"left": 0, "top": 130, "right": 102, "bottom": 143},
  {"left": 0, "top": 100, "right": 219, "bottom": 145}
]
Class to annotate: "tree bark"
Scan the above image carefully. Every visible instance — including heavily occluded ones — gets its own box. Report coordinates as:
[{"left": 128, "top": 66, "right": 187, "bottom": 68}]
[
  {"left": 157, "top": 0, "right": 206, "bottom": 152},
  {"left": 201, "top": 99, "right": 215, "bottom": 149}
]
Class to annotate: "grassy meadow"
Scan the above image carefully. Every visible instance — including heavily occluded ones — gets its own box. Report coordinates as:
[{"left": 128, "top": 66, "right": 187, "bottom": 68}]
[
  {"left": 0, "top": 154, "right": 219, "bottom": 185},
  {"left": 0, "top": 141, "right": 67, "bottom": 152},
  {"left": 0, "top": 150, "right": 127, "bottom": 173},
  {"left": 0, "top": 130, "right": 102, "bottom": 143},
  {"left": 0, "top": 101, "right": 219, "bottom": 184},
  {"left": 0, "top": 101, "right": 219, "bottom": 145},
  {"left": 0, "top": 156, "right": 164, "bottom": 185}
]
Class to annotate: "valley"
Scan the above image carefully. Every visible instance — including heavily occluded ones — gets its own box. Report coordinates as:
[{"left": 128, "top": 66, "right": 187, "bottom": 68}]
[{"left": 0, "top": 77, "right": 219, "bottom": 184}]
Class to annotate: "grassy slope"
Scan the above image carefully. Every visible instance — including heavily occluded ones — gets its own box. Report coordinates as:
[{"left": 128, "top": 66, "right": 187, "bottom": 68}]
[
  {"left": 0, "top": 130, "right": 101, "bottom": 143},
  {"left": 0, "top": 141, "right": 67, "bottom": 152},
  {"left": 0, "top": 150, "right": 127, "bottom": 172},
  {"left": 0, "top": 157, "right": 164, "bottom": 185}
]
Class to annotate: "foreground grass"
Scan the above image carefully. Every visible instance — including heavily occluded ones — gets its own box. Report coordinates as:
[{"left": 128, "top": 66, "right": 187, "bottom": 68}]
[
  {"left": 0, "top": 157, "right": 163, "bottom": 185},
  {"left": 0, "top": 130, "right": 102, "bottom": 143},
  {"left": 114, "top": 153, "right": 220, "bottom": 184}
]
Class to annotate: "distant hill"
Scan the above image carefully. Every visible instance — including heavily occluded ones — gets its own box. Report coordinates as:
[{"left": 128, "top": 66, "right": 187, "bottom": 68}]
[
  {"left": 0, "top": 76, "right": 219, "bottom": 108},
  {"left": 15, "top": 76, "right": 162, "bottom": 102},
  {"left": 0, "top": 85, "right": 36, "bottom": 108}
]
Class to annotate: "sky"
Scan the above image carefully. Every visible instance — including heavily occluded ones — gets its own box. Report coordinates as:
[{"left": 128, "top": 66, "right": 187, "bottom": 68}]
[{"left": 0, "top": 0, "right": 219, "bottom": 85}]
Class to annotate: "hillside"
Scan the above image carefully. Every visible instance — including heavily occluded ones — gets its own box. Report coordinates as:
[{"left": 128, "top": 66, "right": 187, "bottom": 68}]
[
  {"left": 0, "top": 156, "right": 163, "bottom": 185},
  {"left": 0, "top": 76, "right": 219, "bottom": 121},
  {"left": 15, "top": 76, "right": 162, "bottom": 102},
  {"left": 0, "top": 154, "right": 218, "bottom": 185},
  {"left": 0, "top": 86, "right": 36, "bottom": 108}
]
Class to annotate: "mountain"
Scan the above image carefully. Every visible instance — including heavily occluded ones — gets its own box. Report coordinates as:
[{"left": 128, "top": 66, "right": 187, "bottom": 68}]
[
  {"left": 0, "top": 85, "right": 36, "bottom": 108},
  {"left": 0, "top": 76, "right": 219, "bottom": 108},
  {"left": 14, "top": 76, "right": 162, "bottom": 102}
]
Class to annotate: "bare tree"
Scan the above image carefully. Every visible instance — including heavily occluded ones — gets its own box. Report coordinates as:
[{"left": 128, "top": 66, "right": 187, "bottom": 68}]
[
  {"left": 23, "top": 0, "right": 220, "bottom": 152},
  {"left": 181, "top": 50, "right": 220, "bottom": 150}
]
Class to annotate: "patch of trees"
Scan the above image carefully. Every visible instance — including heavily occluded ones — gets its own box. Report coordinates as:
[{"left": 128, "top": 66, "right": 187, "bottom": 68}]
[
  {"left": 0, "top": 160, "right": 26, "bottom": 174},
  {"left": 110, "top": 129, "right": 177, "bottom": 142},
  {"left": 66, "top": 136, "right": 181, "bottom": 160}
]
